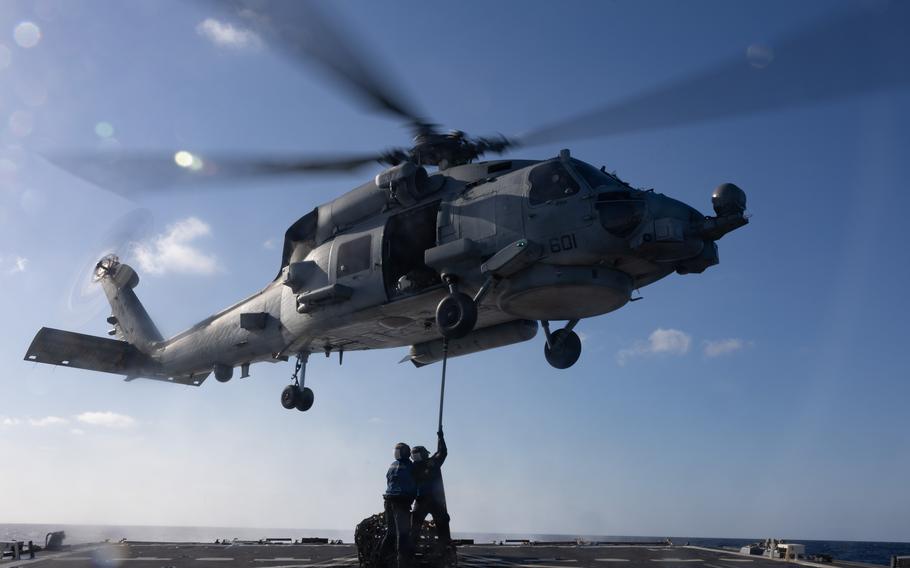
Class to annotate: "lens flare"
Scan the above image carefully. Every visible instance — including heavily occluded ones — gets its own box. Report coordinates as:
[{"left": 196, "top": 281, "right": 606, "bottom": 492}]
[
  {"left": 174, "top": 150, "right": 205, "bottom": 171},
  {"left": 9, "top": 109, "right": 34, "bottom": 137},
  {"left": 746, "top": 43, "right": 774, "bottom": 69},
  {"left": 174, "top": 150, "right": 195, "bottom": 168},
  {"left": 13, "top": 21, "right": 41, "bottom": 49},
  {"left": 94, "top": 121, "right": 114, "bottom": 138}
]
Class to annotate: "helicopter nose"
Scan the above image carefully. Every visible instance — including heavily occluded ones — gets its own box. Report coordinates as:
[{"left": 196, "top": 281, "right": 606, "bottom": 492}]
[
  {"left": 627, "top": 194, "right": 705, "bottom": 263},
  {"left": 676, "top": 183, "right": 749, "bottom": 274},
  {"left": 701, "top": 183, "right": 749, "bottom": 240},
  {"left": 676, "top": 240, "right": 718, "bottom": 274},
  {"left": 712, "top": 182, "right": 747, "bottom": 217}
]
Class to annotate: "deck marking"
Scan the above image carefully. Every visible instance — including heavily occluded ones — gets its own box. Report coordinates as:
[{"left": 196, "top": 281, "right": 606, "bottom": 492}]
[
  {"left": 253, "top": 564, "right": 346, "bottom": 568},
  {"left": 121, "top": 558, "right": 173, "bottom": 561},
  {"left": 708, "top": 562, "right": 754, "bottom": 568},
  {"left": 304, "top": 559, "right": 359, "bottom": 567},
  {"left": 596, "top": 559, "right": 631, "bottom": 562},
  {"left": 515, "top": 564, "right": 587, "bottom": 568},
  {"left": 196, "top": 558, "right": 235, "bottom": 561},
  {"left": 248, "top": 565, "right": 314, "bottom": 568},
  {"left": 51, "top": 558, "right": 94, "bottom": 561},
  {"left": 651, "top": 559, "right": 704, "bottom": 562},
  {"left": 254, "top": 559, "right": 312, "bottom": 562}
]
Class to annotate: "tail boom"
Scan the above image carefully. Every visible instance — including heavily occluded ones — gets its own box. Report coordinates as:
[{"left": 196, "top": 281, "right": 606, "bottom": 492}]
[{"left": 95, "top": 255, "right": 163, "bottom": 353}]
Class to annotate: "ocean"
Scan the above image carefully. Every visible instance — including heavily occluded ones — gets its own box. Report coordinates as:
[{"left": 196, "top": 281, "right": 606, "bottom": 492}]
[{"left": 2, "top": 524, "right": 908, "bottom": 566}]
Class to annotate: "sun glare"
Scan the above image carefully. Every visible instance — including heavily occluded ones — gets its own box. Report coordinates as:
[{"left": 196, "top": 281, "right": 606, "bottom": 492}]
[{"left": 174, "top": 150, "right": 195, "bottom": 168}]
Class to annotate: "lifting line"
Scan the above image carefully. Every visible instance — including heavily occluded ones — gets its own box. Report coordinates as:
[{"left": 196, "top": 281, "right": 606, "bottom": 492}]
[{"left": 437, "top": 338, "right": 449, "bottom": 433}]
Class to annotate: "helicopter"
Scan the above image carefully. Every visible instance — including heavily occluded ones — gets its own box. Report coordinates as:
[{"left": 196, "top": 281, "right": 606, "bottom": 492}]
[{"left": 23, "top": 1, "right": 910, "bottom": 412}]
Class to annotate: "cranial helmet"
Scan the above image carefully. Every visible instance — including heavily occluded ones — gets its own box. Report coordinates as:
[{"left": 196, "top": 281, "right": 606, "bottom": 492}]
[
  {"left": 394, "top": 442, "right": 411, "bottom": 460},
  {"left": 411, "top": 445, "right": 429, "bottom": 462}
]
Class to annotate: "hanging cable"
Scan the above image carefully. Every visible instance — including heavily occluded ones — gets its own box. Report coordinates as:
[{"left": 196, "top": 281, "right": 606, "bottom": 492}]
[{"left": 437, "top": 338, "right": 449, "bottom": 433}]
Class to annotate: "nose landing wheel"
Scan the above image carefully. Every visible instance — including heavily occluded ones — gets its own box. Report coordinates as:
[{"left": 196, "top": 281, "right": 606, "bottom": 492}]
[
  {"left": 281, "top": 354, "right": 314, "bottom": 412},
  {"left": 542, "top": 320, "right": 582, "bottom": 369}
]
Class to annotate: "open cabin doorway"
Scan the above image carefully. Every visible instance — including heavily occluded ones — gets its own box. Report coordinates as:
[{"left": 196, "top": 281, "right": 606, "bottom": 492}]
[{"left": 383, "top": 201, "right": 441, "bottom": 300}]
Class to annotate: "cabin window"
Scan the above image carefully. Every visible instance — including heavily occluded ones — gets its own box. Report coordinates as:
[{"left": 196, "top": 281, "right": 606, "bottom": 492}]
[
  {"left": 528, "top": 161, "right": 579, "bottom": 205},
  {"left": 337, "top": 235, "right": 371, "bottom": 276}
]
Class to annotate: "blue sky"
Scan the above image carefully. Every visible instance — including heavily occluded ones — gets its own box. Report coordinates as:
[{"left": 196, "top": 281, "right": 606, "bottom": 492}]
[{"left": 1, "top": 0, "right": 909, "bottom": 542}]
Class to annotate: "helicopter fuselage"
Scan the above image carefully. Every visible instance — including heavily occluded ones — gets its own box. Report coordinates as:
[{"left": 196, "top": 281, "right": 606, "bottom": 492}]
[{"left": 141, "top": 149, "right": 746, "bottom": 383}]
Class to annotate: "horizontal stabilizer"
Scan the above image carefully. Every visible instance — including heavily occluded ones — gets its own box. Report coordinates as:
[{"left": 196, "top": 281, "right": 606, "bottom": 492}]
[{"left": 23, "top": 327, "right": 208, "bottom": 386}]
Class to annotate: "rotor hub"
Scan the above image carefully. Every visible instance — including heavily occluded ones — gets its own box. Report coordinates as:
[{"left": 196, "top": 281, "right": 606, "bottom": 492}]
[{"left": 392, "top": 127, "right": 514, "bottom": 169}]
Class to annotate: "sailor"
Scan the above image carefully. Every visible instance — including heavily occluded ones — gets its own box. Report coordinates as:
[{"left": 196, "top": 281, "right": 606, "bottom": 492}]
[
  {"left": 411, "top": 430, "right": 450, "bottom": 545},
  {"left": 380, "top": 442, "right": 417, "bottom": 568}
]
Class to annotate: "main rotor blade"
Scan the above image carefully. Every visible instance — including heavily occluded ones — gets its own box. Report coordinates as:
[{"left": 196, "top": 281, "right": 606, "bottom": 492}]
[
  {"left": 218, "top": 0, "right": 427, "bottom": 130},
  {"left": 517, "top": 3, "right": 910, "bottom": 147},
  {"left": 45, "top": 151, "right": 383, "bottom": 195}
]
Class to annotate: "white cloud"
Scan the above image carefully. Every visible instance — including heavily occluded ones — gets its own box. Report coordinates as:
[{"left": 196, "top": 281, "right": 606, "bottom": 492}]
[
  {"left": 617, "top": 328, "right": 692, "bottom": 365},
  {"left": 2, "top": 255, "right": 28, "bottom": 274},
  {"left": 133, "top": 217, "right": 219, "bottom": 276},
  {"left": 1, "top": 416, "right": 21, "bottom": 426},
  {"left": 75, "top": 411, "right": 136, "bottom": 429},
  {"left": 28, "top": 416, "right": 68, "bottom": 427},
  {"left": 703, "top": 338, "right": 746, "bottom": 358},
  {"left": 196, "top": 18, "right": 262, "bottom": 50},
  {"left": 70, "top": 428, "right": 85, "bottom": 436},
  {"left": 262, "top": 238, "right": 276, "bottom": 250}
]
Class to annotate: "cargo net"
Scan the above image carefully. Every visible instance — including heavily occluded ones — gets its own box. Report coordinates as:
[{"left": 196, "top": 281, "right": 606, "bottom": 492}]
[{"left": 355, "top": 513, "right": 457, "bottom": 568}]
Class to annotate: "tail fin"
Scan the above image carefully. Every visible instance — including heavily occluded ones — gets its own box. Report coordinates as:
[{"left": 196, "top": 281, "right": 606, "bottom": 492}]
[{"left": 94, "top": 255, "right": 163, "bottom": 353}]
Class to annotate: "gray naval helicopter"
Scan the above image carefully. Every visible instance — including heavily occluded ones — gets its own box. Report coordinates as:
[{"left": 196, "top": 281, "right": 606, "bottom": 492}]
[{"left": 23, "top": 1, "right": 910, "bottom": 411}]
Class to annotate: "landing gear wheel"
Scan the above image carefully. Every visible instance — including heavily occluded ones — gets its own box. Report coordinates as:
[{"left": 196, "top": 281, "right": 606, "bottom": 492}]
[
  {"left": 295, "top": 387, "right": 314, "bottom": 412},
  {"left": 544, "top": 329, "right": 582, "bottom": 369},
  {"left": 435, "top": 292, "right": 477, "bottom": 339},
  {"left": 281, "top": 385, "right": 299, "bottom": 410}
]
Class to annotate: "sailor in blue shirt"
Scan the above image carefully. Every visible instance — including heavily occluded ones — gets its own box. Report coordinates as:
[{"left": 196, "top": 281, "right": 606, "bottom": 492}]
[{"left": 380, "top": 442, "right": 417, "bottom": 567}]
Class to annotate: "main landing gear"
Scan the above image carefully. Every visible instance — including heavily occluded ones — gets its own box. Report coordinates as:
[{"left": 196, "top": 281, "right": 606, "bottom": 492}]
[
  {"left": 281, "top": 354, "right": 314, "bottom": 412},
  {"left": 435, "top": 275, "right": 478, "bottom": 339},
  {"left": 542, "top": 319, "right": 582, "bottom": 369}
]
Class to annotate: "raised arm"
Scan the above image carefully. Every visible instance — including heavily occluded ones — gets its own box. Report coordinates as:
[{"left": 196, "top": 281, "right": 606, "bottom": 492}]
[{"left": 431, "top": 430, "right": 447, "bottom": 466}]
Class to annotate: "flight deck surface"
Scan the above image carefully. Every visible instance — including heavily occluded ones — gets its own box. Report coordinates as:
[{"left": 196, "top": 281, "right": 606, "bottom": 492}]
[{"left": 5, "top": 542, "right": 869, "bottom": 568}]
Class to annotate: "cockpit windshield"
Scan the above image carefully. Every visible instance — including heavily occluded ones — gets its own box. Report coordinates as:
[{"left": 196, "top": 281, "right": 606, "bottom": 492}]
[
  {"left": 528, "top": 160, "right": 580, "bottom": 205},
  {"left": 569, "top": 159, "right": 624, "bottom": 190}
]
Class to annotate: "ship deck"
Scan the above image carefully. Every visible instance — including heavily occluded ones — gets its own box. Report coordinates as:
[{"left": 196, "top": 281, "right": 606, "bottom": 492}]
[{"left": 3, "top": 542, "right": 879, "bottom": 568}]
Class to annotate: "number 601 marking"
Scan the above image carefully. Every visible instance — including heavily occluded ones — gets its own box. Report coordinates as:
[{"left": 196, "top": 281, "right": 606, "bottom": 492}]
[{"left": 549, "top": 233, "right": 578, "bottom": 253}]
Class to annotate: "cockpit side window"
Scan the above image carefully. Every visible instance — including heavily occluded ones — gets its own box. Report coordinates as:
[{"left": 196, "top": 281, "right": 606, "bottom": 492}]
[
  {"left": 528, "top": 161, "right": 580, "bottom": 206},
  {"left": 596, "top": 192, "right": 646, "bottom": 238},
  {"left": 570, "top": 159, "right": 621, "bottom": 191}
]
